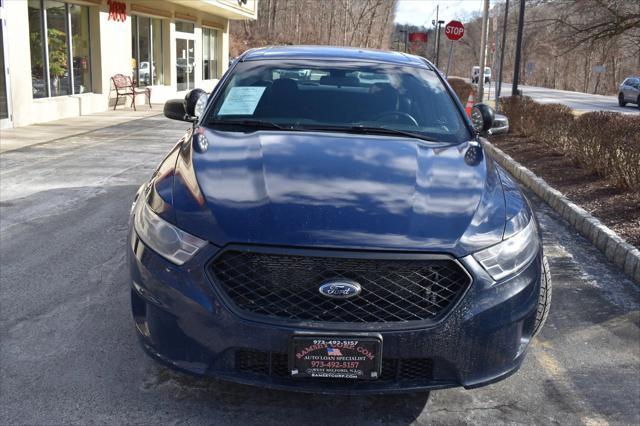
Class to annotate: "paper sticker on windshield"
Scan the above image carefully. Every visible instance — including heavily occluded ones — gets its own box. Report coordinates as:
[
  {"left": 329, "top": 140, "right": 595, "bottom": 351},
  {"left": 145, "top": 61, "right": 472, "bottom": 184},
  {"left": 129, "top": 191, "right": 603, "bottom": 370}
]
[{"left": 218, "top": 86, "right": 266, "bottom": 115}]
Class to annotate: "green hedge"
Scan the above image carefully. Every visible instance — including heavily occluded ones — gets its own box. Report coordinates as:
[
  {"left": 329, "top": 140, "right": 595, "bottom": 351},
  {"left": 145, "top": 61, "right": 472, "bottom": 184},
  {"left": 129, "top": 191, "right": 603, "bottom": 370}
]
[{"left": 499, "top": 96, "right": 640, "bottom": 189}]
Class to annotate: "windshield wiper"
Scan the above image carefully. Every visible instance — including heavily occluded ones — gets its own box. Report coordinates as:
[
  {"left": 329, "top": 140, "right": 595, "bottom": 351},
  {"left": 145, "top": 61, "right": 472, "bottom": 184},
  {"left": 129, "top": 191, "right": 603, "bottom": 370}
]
[
  {"left": 209, "top": 119, "right": 286, "bottom": 130},
  {"left": 209, "top": 120, "right": 441, "bottom": 142},
  {"left": 297, "top": 124, "right": 439, "bottom": 142}
]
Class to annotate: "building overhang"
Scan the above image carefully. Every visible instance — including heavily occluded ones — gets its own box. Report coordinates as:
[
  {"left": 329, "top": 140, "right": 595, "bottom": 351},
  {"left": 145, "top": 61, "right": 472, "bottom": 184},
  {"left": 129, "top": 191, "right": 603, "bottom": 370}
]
[{"left": 166, "top": 0, "right": 257, "bottom": 21}]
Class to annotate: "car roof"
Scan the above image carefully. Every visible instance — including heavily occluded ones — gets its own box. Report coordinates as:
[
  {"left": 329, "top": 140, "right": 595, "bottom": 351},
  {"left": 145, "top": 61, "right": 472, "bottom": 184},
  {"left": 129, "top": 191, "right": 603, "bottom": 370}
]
[{"left": 241, "top": 45, "right": 431, "bottom": 67}]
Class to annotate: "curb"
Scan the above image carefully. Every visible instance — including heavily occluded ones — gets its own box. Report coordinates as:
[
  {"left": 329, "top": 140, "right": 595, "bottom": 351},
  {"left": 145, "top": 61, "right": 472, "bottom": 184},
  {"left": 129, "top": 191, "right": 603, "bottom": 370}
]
[{"left": 484, "top": 140, "right": 640, "bottom": 285}]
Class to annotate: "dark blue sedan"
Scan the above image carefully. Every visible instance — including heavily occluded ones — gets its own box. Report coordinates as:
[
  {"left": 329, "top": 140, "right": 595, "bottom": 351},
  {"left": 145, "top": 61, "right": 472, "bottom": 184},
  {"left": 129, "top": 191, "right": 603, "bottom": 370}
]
[{"left": 128, "top": 46, "right": 551, "bottom": 394}]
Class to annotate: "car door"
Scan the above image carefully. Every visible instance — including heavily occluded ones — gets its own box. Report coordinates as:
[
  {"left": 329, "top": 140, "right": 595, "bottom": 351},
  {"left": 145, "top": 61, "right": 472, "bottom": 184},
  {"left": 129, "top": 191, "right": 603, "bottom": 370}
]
[
  {"left": 625, "top": 79, "right": 638, "bottom": 101},
  {"left": 631, "top": 80, "right": 640, "bottom": 102}
]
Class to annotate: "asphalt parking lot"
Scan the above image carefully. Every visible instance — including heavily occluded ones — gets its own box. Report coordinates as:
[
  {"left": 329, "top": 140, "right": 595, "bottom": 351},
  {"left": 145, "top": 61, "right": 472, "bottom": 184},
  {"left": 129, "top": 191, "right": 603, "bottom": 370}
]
[{"left": 1, "top": 115, "right": 638, "bottom": 425}]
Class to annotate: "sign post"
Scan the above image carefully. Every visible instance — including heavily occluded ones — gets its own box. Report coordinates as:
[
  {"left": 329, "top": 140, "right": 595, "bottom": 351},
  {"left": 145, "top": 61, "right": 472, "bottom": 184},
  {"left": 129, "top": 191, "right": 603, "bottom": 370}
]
[
  {"left": 444, "top": 20, "right": 464, "bottom": 77},
  {"left": 446, "top": 42, "right": 454, "bottom": 77}
]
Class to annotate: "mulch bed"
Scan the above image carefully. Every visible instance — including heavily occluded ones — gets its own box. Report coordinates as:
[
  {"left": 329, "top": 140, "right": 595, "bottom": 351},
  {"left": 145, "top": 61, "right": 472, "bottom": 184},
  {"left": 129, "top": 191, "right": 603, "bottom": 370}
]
[{"left": 490, "top": 134, "right": 640, "bottom": 248}]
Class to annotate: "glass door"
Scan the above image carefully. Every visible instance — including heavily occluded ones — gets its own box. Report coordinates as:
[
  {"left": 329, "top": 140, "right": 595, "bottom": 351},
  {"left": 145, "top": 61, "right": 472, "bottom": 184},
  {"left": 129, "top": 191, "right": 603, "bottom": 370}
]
[
  {"left": 175, "top": 38, "right": 194, "bottom": 91},
  {"left": 0, "top": 1, "right": 12, "bottom": 128}
]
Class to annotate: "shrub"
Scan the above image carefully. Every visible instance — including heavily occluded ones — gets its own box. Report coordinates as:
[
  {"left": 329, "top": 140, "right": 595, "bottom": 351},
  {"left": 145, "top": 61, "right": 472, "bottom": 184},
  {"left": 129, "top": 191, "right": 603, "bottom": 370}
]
[
  {"left": 573, "top": 112, "right": 640, "bottom": 189},
  {"left": 530, "top": 103, "right": 574, "bottom": 151},
  {"left": 447, "top": 78, "right": 474, "bottom": 104},
  {"left": 498, "top": 96, "right": 640, "bottom": 189}
]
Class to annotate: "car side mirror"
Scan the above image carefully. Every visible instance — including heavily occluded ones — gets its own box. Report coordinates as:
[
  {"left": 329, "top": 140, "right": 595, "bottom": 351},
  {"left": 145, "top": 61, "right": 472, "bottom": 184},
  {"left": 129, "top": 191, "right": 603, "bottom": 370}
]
[
  {"left": 488, "top": 113, "right": 509, "bottom": 135},
  {"left": 163, "top": 89, "right": 210, "bottom": 122},
  {"left": 471, "top": 103, "right": 495, "bottom": 134},
  {"left": 163, "top": 99, "right": 190, "bottom": 122}
]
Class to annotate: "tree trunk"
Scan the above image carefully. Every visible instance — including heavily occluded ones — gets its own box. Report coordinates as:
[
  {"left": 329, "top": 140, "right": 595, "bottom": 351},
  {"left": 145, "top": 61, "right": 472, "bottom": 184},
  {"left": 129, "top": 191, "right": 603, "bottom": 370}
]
[
  {"left": 266, "top": 0, "right": 272, "bottom": 38},
  {"left": 378, "top": 1, "right": 393, "bottom": 48},
  {"left": 327, "top": 0, "right": 335, "bottom": 45},
  {"left": 364, "top": 0, "right": 381, "bottom": 48},
  {"left": 343, "top": 0, "right": 348, "bottom": 46},
  {"left": 295, "top": 5, "right": 300, "bottom": 44}
]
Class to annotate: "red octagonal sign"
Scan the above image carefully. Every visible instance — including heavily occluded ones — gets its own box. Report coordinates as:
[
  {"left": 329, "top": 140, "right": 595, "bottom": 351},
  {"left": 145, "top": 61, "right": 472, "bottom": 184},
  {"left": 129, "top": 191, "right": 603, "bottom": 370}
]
[{"left": 445, "top": 20, "right": 465, "bottom": 41}]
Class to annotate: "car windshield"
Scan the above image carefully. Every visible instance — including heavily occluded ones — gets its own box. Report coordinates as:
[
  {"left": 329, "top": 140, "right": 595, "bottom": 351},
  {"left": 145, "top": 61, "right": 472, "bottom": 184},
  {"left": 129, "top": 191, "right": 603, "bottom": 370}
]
[{"left": 205, "top": 59, "right": 471, "bottom": 143}]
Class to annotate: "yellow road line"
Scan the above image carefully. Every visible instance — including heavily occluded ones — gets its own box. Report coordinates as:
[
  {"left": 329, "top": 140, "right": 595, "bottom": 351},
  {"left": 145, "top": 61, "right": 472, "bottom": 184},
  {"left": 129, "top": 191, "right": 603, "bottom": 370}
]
[{"left": 534, "top": 344, "right": 610, "bottom": 426}]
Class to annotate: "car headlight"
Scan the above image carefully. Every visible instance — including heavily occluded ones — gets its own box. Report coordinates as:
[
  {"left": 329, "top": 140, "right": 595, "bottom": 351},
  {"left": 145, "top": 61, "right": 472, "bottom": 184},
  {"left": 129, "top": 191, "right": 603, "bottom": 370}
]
[
  {"left": 472, "top": 219, "right": 540, "bottom": 281},
  {"left": 133, "top": 196, "right": 207, "bottom": 265}
]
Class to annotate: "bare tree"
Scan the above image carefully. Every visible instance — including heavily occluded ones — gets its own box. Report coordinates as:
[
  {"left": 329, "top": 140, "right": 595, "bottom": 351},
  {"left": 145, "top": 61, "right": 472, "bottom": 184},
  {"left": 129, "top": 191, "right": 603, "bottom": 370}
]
[
  {"left": 230, "top": 0, "right": 398, "bottom": 55},
  {"left": 436, "top": 0, "right": 639, "bottom": 95},
  {"left": 231, "top": 0, "right": 636, "bottom": 96}
]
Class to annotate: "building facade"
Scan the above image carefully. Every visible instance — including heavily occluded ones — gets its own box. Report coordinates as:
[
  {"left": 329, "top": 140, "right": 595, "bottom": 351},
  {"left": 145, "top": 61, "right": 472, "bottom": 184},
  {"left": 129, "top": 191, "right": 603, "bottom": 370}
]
[{"left": 0, "top": 0, "right": 257, "bottom": 129}]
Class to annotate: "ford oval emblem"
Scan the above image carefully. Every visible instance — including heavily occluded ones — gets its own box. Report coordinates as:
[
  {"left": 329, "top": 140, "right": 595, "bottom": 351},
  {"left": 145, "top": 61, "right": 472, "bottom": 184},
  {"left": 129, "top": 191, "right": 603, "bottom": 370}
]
[{"left": 318, "top": 279, "right": 362, "bottom": 299}]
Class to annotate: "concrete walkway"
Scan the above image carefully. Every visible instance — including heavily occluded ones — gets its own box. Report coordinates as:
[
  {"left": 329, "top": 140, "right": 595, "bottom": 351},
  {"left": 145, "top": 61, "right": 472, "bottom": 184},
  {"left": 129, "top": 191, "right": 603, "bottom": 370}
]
[{"left": 0, "top": 105, "right": 162, "bottom": 153}]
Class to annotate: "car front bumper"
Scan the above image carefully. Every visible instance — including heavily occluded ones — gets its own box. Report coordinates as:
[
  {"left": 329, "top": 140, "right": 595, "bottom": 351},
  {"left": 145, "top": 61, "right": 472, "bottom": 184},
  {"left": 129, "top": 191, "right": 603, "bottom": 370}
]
[{"left": 128, "top": 228, "right": 542, "bottom": 395}]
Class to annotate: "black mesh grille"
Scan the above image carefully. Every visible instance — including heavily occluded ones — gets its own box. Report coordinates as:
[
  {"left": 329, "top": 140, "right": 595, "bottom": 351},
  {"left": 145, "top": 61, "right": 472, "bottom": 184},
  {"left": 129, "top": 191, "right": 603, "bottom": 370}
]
[
  {"left": 400, "top": 358, "right": 434, "bottom": 380},
  {"left": 235, "top": 349, "right": 269, "bottom": 375},
  {"left": 380, "top": 358, "right": 398, "bottom": 381},
  {"left": 210, "top": 250, "right": 470, "bottom": 323},
  {"left": 271, "top": 353, "right": 289, "bottom": 377},
  {"left": 235, "top": 350, "right": 432, "bottom": 382}
]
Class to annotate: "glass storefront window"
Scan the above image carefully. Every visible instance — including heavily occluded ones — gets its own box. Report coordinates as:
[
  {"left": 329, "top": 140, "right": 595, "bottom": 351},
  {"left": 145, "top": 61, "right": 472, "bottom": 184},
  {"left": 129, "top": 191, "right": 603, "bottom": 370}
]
[
  {"left": 132, "top": 16, "right": 164, "bottom": 86},
  {"left": 138, "top": 16, "right": 150, "bottom": 86},
  {"left": 175, "top": 21, "right": 194, "bottom": 33},
  {"left": 151, "top": 18, "right": 164, "bottom": 85},
  {"left": 28, "top": 0, "right": 47, "bottom": 98},
  {"left": 27, "top": 0, "right": 92, "bottom": 98},
  {"left": 175, "top": 38, "right": 194, "bottom": 91},
  {"left": 45, "top": 1, "right": 70, "bottom": 96},
  {"left": 0, "top": 10, "right": 7, "bottom": 120},
  {"left": 70, "top": 4, "right": 91, "bottom": 94},
  {"left": 202, "top": 28, "right": 218, "bottom": 80}
]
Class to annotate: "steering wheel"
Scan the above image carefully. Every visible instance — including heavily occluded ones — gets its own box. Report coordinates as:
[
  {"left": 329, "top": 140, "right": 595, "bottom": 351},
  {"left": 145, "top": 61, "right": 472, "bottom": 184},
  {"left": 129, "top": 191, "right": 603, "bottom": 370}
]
[{"left": 372, "top": 111, "right": 419, "bottom": 127}]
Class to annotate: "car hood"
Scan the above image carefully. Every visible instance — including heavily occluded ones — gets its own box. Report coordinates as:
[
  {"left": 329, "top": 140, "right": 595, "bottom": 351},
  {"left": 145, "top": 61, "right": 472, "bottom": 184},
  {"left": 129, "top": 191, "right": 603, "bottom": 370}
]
[{"left": 172, "top": 129, "right": 506, "bottom": 257}]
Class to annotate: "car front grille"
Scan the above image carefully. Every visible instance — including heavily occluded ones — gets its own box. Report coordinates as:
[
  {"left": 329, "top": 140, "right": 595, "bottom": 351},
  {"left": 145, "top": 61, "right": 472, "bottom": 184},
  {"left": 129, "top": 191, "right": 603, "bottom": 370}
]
[
  {"left": 209, "top": 249, "right": 471, "bottom": 323},
  {"left": 235, "top": 349, "right": 433, "bottom": 382}
]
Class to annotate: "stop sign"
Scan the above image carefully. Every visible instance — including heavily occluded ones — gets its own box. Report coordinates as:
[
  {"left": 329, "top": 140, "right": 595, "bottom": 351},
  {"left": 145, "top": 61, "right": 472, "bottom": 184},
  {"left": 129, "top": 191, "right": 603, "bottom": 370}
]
[{"left": 445, "top": 20, "right": 464, "bottom": 41}]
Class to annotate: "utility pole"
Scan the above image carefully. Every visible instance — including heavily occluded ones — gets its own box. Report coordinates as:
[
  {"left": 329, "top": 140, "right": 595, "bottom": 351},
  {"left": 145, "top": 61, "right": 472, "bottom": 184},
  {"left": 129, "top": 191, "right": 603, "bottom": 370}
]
[
  {"left": 496, "top": 0, "right": 510, "bottom": 106},
  {"left": 432, "top": 5, "right": 439, "bottom": 62},
  {"left": 432, "top": 6, "right": 445, "bottom": 67},
  {"left": 446, "top": 39, "right": 454, "bottom": 77},
  {"left": 404, "top": 25, "right": 409, "bottom": 53},
  {"left": 491, "top": 17, "right": 499, "bottom": 101},
  {"left": 477, "top": 0, "right": 490, "bottom": 102},
  {"left": 512, "top": 0, "right": 526, "bottom": 96},
  {"left": 435, "top": 19, "right": 444, "bottom": 67}
]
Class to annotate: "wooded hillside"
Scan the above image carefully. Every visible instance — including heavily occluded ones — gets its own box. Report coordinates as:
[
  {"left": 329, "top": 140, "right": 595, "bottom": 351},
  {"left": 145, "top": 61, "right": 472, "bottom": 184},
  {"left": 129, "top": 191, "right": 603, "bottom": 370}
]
[
  {"left": 230, "top": 0, "right": 638, "bottom": 96},
  {"left": 393, "top": 0, "right": 640, "bottom": 96},
  {"left": 230, "top": 0, "right": 398, "bottom": 56}
]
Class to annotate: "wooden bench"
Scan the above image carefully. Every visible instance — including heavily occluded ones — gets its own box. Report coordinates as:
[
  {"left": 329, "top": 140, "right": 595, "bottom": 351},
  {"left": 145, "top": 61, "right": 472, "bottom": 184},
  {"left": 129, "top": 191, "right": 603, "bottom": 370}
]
[{"left": 111, "top": 74, "right": 151, "bottom": 111}]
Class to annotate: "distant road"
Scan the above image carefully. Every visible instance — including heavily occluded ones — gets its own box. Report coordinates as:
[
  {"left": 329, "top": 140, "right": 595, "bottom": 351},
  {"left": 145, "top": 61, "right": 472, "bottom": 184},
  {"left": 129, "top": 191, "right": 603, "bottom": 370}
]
[{"left": 462, "top": 78, "right": 639, "bottom": 114}]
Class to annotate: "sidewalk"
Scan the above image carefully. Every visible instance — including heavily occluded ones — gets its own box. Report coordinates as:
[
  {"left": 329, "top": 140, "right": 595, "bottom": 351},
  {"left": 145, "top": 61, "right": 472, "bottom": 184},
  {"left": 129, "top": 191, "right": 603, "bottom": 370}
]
[{"left": 0, "top": 105, "right": 162, "bottom": 153}]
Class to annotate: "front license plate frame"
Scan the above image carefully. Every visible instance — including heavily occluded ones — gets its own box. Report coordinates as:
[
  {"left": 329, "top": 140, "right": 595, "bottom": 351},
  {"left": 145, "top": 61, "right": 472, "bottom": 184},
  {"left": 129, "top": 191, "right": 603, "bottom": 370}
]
[{"left": 288, "top": 332, "right": 383, "bottom": 380}]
